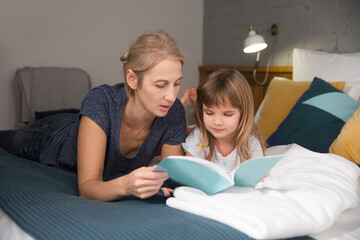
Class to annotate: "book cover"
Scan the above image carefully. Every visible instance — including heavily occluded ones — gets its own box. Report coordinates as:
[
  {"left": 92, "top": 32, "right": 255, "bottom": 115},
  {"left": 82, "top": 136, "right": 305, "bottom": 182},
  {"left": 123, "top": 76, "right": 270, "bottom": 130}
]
[{"left": 154, "top": 155, "right": 283, "bottom": 195}]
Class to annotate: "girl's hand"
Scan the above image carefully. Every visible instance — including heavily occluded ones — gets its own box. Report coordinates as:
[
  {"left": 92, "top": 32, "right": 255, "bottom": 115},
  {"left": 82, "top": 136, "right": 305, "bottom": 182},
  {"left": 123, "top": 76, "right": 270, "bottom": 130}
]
[
  {"left": 180, "top": 88, "right": 197, "bottom": 108},
  {"left": 122, "top": 165, "right": 169, "bottom": 199},
  {"left": 161, "top": 187, "right": 174, "bottom": 197},
  {"left": 189, "top": 88, "right": 197, "bottom": 103}
]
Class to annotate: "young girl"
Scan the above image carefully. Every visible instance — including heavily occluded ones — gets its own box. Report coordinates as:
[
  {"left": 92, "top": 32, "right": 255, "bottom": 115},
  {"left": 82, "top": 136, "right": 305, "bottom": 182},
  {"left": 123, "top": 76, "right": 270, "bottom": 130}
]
[{"left": 183, "top": 69, "right": 266, "bottom": 174}]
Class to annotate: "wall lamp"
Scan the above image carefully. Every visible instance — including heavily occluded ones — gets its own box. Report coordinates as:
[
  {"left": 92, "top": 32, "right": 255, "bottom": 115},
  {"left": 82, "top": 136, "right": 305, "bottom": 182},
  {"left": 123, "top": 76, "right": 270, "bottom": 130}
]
[{"left": 243, "top": 24, "right": 278, "bottom": 85}]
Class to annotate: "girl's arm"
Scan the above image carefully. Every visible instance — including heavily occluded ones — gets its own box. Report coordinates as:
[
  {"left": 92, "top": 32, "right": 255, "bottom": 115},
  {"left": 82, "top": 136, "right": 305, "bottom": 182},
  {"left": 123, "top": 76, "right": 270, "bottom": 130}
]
[
  {"left": 185, "top": 151, "right": 194, "bottom": 157},
  {"left": 159, "top": 143, "right": 185, "bottom": 197},
  {"left": 160, "top": 143, "right": 185, "bottom": 160},
  {"left": 77, "top": 116, "right": 169, "bottom": 201}
]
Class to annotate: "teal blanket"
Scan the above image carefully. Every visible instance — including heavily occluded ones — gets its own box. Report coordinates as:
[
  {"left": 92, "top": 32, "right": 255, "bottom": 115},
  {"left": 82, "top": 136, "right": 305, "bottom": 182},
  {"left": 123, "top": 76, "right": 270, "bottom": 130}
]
[{"left": 0, "top": 148, "right": 313, "bottom": 240}]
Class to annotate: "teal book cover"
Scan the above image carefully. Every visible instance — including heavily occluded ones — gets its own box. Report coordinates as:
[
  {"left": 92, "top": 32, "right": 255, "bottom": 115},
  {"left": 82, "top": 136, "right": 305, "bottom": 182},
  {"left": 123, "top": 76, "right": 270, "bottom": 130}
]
[{"left": 154, "top": 155, "right": 283, "bottom": 195}]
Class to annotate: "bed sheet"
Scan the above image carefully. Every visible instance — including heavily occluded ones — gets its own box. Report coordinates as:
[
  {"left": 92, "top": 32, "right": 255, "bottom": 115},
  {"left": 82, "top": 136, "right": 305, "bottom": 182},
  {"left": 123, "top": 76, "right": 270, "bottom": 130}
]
[
  {"left": 2, "top": 145, "right": 359, "bottom": 240},
  {"left": 2, "top": 185, "right": 360, "bottom": 240},
  {"left": 0, "top": 148, "right": 314, "bottom": 240},
  {"left": 311, "top": 180, "right": 360, "bottom": 240},
  {"left": 271, "top": 145, "right": 360, "bottom": 240}
]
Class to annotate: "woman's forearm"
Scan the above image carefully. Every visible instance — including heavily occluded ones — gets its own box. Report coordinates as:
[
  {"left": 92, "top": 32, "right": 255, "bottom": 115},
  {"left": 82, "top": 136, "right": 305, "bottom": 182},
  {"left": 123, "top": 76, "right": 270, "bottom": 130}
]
[{"left": 78, "top": 176, "right": 128, "bottom": 202}]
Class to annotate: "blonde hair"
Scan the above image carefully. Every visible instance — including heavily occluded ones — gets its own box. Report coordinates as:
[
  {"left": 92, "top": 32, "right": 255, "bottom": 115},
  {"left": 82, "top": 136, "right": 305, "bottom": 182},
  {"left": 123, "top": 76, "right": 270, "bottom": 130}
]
[
  {"left": 120, "top": 30, "right": 184, "bottom": 97},
  {"left": 194, "top": 69, "right": 266, "bottom": 161}
]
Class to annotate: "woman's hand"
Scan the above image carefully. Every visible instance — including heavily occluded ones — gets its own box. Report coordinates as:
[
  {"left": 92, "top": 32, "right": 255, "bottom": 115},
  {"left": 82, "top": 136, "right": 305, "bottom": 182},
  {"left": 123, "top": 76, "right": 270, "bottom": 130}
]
[
  {"left": 121, "top": 165, "right": 169, "bottom": 199},
  {"left": 180, "top": 88, "right": 197, "bottom": 108}
]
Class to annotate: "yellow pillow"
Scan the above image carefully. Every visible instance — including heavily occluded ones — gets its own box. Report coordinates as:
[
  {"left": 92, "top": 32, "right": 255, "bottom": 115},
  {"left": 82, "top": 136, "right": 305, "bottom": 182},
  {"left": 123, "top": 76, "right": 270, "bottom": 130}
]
[
  {"left": 329, "top": 106, "right": 360, "bottom": 164},
  {"left": 257, "top": 79, "right": 345, "bottom": 141}
]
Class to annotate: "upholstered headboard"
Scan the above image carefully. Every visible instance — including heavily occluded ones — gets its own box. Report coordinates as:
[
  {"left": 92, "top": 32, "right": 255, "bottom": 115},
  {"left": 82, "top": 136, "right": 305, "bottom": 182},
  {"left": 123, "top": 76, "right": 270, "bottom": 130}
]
[{"left": 198, "top": 66, "right": 292, "bottom": 113}]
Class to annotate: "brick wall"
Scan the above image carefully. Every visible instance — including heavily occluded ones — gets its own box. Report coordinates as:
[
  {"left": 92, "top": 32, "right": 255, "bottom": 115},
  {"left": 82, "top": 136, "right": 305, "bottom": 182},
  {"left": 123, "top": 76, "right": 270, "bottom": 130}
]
[{"left": 203, "top": 0, "right": 360, "bottom": 66}]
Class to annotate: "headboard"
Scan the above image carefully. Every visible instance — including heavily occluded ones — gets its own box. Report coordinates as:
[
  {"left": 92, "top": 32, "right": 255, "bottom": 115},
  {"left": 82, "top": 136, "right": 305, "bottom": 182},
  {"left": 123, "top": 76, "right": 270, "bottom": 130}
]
[{"left": 198, "top": 66, "right": 293, "bottom": 113}]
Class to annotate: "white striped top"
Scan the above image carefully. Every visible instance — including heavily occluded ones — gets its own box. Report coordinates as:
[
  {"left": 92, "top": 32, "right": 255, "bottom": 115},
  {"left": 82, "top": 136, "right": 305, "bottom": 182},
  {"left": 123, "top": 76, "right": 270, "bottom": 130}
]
[{"left": 182, "top": 127, "right": 264, "bottom": 174}]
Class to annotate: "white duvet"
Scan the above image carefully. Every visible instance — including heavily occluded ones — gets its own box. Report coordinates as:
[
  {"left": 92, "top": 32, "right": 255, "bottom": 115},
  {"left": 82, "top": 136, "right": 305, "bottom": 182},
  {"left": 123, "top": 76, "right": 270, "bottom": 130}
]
[{"left": 166, "top": 144, "right": 360, "bottom": 239}]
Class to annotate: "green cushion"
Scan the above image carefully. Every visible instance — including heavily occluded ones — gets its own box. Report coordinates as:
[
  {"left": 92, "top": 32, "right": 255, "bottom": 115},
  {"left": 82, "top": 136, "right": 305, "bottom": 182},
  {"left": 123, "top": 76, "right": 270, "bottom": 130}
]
[{"left": 267, "top": 77, "right": 359, "bottom": 153}]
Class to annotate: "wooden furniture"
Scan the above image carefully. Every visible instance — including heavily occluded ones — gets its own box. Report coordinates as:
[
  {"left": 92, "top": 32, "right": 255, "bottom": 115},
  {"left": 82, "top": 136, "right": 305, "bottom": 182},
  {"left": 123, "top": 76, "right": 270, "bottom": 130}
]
[{"left": 198, "top": 66, "right": 293, "bottom": 113}]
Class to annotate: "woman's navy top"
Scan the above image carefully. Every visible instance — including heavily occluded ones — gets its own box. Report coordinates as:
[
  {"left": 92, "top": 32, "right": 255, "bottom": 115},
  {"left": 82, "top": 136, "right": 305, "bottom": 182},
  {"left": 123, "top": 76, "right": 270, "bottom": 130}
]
[{"left": 40, "top": 83, "right": 187, "bottom": 178}]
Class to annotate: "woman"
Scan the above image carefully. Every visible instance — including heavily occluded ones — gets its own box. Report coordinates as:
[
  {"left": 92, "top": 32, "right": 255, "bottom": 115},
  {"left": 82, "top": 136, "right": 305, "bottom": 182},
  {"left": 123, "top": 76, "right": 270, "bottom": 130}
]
[{"left": 0, "top": 30, "right": 192, "bottom": 201}]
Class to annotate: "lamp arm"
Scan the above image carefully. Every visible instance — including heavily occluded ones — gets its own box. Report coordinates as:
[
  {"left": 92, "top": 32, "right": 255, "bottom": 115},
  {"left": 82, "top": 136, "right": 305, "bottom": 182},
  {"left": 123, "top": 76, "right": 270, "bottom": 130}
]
[
  {"left": 252, "top": 52, "right": 270, "bottom": 86},
  {"left": 254, "top": 51, "right": 260, "bottom": 70}
]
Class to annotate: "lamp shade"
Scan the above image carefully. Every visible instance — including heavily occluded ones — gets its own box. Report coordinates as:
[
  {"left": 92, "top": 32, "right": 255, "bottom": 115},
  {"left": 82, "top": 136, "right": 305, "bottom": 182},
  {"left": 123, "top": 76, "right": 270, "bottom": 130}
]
[{"left": 243, "top": 30, "right": 267, "bottom": 53}]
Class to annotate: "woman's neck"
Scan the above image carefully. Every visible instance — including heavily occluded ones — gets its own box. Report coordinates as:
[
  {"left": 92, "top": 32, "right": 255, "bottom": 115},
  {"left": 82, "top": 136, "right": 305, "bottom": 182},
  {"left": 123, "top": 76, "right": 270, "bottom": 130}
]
[{"left": 123, "top": 97, "right": 155, "bottom": 130}]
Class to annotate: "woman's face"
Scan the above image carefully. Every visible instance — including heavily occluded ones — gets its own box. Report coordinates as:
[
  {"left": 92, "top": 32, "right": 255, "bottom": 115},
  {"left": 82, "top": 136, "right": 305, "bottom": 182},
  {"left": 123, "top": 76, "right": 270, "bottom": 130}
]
[{"left": 136, "top": 59, "right": 183, "bottom": 117}]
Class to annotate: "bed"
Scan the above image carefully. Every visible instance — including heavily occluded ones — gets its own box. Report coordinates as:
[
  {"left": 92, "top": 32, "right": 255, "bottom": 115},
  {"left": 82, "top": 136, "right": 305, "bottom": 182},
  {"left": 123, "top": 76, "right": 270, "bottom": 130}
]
[{"left": 1, "top": 49, "right": 360, "bottom": 240}]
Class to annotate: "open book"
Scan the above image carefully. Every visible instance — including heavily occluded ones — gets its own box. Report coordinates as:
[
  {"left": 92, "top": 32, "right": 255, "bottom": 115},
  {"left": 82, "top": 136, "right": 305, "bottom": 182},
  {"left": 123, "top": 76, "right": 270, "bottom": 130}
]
[{"left": 154, "top": 155, "right": 283, "bottom": 195}]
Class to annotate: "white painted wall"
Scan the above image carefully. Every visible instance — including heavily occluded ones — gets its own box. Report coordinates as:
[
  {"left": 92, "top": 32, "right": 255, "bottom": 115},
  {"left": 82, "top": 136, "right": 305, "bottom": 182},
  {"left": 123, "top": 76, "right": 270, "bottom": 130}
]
[{"left": 0, "top": 0, "right": 203, "bottom": 130}]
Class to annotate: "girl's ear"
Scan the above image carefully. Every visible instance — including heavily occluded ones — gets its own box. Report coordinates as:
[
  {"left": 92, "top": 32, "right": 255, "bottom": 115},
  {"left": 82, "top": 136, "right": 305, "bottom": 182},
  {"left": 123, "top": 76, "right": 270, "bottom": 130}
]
[{"left": 126, "top": 69, "right": 138, "bottom": 90}]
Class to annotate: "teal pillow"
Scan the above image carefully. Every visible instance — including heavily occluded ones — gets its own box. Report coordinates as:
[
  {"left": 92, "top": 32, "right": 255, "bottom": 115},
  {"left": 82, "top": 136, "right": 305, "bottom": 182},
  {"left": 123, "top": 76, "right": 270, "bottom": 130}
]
[{"left": 267, "top": 77, "right": 359, "bottom": 153}]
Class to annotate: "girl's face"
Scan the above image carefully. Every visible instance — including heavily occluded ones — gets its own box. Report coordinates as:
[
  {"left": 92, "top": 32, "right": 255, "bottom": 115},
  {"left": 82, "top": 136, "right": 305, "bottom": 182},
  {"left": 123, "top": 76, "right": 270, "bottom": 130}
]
[
  {"left": 202, "top": 98, "right": 241, "bottom": 141},
  {"left": 136, "top": 59, "right": 183, "bottom": 117}
]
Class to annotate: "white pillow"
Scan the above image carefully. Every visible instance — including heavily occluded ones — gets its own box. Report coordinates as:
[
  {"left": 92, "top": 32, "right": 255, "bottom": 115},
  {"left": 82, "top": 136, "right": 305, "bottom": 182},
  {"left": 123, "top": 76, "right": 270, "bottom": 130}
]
[{"left": 293, "top": 48, "right": 360, "bottom": 102}]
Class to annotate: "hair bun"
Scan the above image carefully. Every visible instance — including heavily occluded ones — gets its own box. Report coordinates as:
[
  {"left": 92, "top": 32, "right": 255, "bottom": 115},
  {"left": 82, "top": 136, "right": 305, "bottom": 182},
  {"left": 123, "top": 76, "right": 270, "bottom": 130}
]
[{"left": 120, "top": 53, "right": 128, "bottom": 62}]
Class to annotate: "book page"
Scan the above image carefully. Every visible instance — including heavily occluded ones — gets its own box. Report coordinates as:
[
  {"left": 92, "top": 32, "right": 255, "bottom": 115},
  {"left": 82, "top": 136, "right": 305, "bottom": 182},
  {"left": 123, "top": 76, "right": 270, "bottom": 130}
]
[
  {"left": 232, "top": 155, "right": 283, "bottom": 187},
  {"left": 154, "top": 156, "right": 233, "bottom": 195},
  {"left": 165, "top": 156, "right": 232, "bottom": 180}
]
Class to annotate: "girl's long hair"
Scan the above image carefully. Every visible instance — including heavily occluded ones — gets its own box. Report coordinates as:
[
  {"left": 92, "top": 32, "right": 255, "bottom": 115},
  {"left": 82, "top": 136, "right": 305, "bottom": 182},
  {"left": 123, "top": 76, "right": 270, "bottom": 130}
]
[{"left": 194, "top": 69, "right": 265, "bottom": 161}]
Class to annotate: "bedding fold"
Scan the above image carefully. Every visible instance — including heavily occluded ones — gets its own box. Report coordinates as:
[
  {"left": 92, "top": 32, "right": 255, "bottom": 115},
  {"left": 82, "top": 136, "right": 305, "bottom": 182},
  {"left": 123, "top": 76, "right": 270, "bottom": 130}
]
[{"left": 166, "top": 144, "right": 359, "bottom": 239}]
